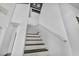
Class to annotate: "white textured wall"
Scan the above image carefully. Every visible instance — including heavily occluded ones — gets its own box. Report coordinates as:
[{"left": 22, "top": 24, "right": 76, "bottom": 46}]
[
  {"left": 39, "top": 3, "right": 68, "bottom": 40},
  {"left": 28, "top": 12, "right": 39, "bottom": 25},
  {"left": 0, "top": 4, "right": 15, "bottom": 28},
  {"left": 59, "top": 3, "right": 79, "bottom": 56},
  {"left": 39, "top": 3, "right": 72, "bottom": 55}
]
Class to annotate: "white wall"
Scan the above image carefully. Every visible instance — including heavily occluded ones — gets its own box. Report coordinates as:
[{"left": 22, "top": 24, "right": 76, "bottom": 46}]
[
  {"left": 28, "top": 10, "right": 40, "bottom": 25},
  {"left": 39, "top": 3, "right": 72, "bottom": 55},
  {"left": 0, "top": 4, "right": 15, "bottom": 28},
  {"left": 59, "top": 3, "right": 79, "bottom": 56},
  {"left": 39, "top": 3, "right": 68, "bottom": 40}
]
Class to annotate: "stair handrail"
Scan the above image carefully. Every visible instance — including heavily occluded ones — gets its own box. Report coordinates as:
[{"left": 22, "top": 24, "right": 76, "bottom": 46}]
[{"left": 38, "top": 24, "right": 68, "bottom": 42}]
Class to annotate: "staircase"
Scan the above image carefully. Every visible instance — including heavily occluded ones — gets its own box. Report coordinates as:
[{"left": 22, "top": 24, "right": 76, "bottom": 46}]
[{"left": 23, "top": 32, "right": 49, "bottom": 56}]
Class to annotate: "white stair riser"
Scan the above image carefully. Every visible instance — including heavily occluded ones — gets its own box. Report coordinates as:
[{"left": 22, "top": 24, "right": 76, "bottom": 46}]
[
  {"left": 24, "top": 45, "right": 46, "bottom": 50},
  {"left": 25, "top": 41, "right": 44, "bottom": 44}
]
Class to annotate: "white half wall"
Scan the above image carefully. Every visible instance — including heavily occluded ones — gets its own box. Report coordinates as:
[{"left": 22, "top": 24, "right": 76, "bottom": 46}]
[
  {"left": 11, "top": 4, "right": 29, "bottom": 56},
  {"left": 0, "top": 4, "right": 16, "bottom": 55}
]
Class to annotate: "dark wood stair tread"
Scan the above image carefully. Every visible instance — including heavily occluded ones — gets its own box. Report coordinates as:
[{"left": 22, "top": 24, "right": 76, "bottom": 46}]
[
  {"left": 25, "top": 43, "right": 45, "bottom": 46},
  {"left": 26, "top": 36, "right": 40, "bottom": 37},
  {"left": 4, "top": 53, "right": 11, "bottom": 56},
  {"left": 27, "top": 32, "right": 39, "bottom": 35},
  {"left": 24, "top": 48, "right": 48, "bottom": 54},
  {"left": 26, "top": 39, "right": 42, "bottom": 41}
]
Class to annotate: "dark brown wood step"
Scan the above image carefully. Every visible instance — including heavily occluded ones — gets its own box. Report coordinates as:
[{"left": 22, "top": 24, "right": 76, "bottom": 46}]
[
  {"left": 27, "top": 32, "right": 39, "bottom": 35},
  {"left": 24, "top": 48, "right": 48, "bottom": 54},
  {"left": 26, "top": 33, "right": 38, "bottom": 35},
  {"left": 26, "top": 39, "right": 42, "bottom": 41},
  {"left": 4, "top": 53, "right": 11, "bottom": 56},
  {"left": 26, "top": 36, "right": 40, "bottom": 38},
  {"left": 25, "top": 43, "right": 45, "bottom": 46}
]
